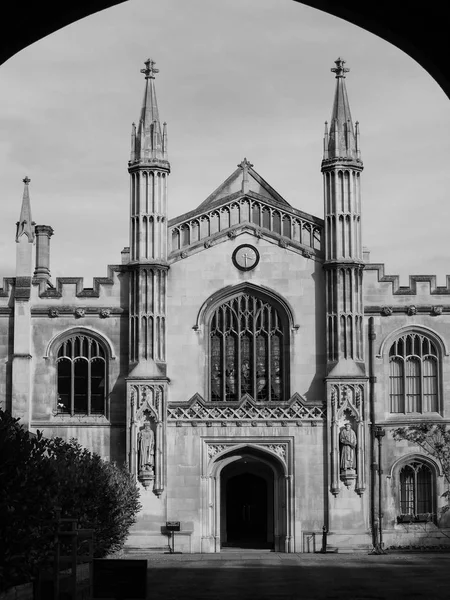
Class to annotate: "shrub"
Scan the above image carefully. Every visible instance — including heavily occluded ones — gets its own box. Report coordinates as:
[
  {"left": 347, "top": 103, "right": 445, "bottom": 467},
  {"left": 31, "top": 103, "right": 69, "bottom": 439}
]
[
  {"left": 0, "top": 410, "right": 57, "bottom": 591},
  {"left": 0, "top": 409, "right": 141, "bottom": 591},
  {"left": 45, "top": 437, "right": 142, "bottom": 557}
]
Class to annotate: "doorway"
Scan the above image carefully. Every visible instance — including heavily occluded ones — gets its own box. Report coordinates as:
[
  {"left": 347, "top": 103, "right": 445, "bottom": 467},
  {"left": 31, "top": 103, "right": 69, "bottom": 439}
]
[{"left": 221, "top": 457, "right": 274, "bottom": 549}]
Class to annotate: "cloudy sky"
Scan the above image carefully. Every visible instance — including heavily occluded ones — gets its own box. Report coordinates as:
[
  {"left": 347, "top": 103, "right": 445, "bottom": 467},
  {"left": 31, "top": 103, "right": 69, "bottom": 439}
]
[{"left": 0, "top": 0, "right": 449, "bottom": 286}]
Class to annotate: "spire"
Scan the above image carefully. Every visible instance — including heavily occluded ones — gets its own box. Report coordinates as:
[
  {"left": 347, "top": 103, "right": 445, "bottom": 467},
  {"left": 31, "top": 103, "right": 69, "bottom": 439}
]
[
  {"left": 324, "top": 58, "right": 360, "bottom": 162},
  {"left": 131, "top": 58, "right": 167, "bottom": 164},
  {"left": 15, "top": 176, "right": 35, "bottom": 243}
]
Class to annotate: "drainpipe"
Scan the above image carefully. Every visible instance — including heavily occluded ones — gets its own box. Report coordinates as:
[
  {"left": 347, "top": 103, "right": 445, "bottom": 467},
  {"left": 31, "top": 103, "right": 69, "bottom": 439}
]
[
  {"left": 374, "top": 426, "right": 386, "bottom": 552},
  {"left": 368, "top": 318, "right": 386, "bottom": 554},
  {"left": 368, "top": 318, "right": 378, "bottom": 551}
]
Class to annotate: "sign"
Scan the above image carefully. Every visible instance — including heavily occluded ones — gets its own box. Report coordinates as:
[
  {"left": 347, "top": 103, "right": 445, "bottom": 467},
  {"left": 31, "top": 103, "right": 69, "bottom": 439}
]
[
  {"left": 166, "top": 521, "right": 181, "bottom": 532},
  {"left": 93, "top": 559, "right": 147, "bottom": 599}
]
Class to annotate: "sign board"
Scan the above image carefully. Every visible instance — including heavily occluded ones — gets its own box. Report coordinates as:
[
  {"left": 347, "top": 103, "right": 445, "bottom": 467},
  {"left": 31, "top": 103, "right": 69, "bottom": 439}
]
[
  {"left": 166, "top": 521, "right": 181, "bottom": 532},
  {"left": 93, "top": 559, "right": 147, "bottom": 599}
]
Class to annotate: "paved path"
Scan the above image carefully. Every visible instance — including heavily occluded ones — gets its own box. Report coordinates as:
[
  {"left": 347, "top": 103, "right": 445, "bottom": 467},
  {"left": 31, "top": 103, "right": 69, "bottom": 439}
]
[{"left": 114, "top": 551, "right": 450, "bottom": 599}]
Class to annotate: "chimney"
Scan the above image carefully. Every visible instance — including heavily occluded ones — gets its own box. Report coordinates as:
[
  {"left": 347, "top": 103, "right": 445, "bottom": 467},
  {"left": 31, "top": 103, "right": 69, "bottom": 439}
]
[{"left": 34, "top": 225, "right": 54, "bottom": 281}]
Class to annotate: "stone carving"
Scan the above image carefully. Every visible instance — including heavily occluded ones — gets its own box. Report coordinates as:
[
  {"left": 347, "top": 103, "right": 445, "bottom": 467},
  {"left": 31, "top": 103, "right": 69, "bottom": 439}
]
[
  {"left": 74, "top": 308, "right": 85, "bottom": 318},
  {"left": 168, "top": 393, "right": 325, "bottom": 424},
  {"left": 303, "top": 250, "right": 312, "bottom": 259},
  {"left": 99, "top": 308, "right": 111, "bottom": 318},
  {"left": 180, "top": 251, "right": 188, "bottom": 259},
  {"left": 279, "top": 239, "right": 287, "bottom": 248},
  {"left": 48, "top": 308, "right": 59, "bottom": 318},
  {"left": 204, "top": 240, "right": 212, "bottom": 249},
  {"left": 227, "top": 230, "right": 237, "bottom": 239},
  {"left": 267, "top": 444, "right": 287, "bottom": 459},
  {"left": 407, "top": 305, "right": 417, "bottom": 316},
  {"left": 340, "top": 423, "right": 357, "bottom": 471},
  {"left": 207, "top": 442, "right": 288, "bottom": 464},
  {"left": 432, "top": 305, "right": 443, "bottom": 316},
  {"left": 208, "top": 444, "right": 227, "bottom": 458},
  {"left": 381, "top": 306, "right": 393, "bottom": 316},
  {"left": 330, "top": 383, "right": 365, "bottom": 495},
  {"left": 138, "top": 421, "right": 155, "bottom": 488}
]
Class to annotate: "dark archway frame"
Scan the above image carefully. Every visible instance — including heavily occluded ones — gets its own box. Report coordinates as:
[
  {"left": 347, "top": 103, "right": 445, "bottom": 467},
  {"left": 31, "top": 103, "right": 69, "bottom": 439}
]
[{"left": 0, "top": 3, "right": 448, "bottom": 101}]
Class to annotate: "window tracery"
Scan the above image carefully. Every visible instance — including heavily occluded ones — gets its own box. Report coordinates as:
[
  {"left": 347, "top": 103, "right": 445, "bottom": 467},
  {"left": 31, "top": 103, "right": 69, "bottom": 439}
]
[
  {"left": 210, "top": 293, "right": 287, "bottom": 402},
  {"left": 399, "top": 461, "right": 434, "bottom": 520},
  {"left": 56, "top": 335, "right": 107, "bottom": 416},
  {"left": 389, "top": 333, "right": 439, "bottom": 414}
]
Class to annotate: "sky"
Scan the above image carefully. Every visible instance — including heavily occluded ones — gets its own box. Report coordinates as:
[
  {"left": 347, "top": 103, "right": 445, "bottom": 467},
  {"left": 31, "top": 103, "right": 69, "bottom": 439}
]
[{"left": 0, "top": 0, "right": 449, "bottom": 286}]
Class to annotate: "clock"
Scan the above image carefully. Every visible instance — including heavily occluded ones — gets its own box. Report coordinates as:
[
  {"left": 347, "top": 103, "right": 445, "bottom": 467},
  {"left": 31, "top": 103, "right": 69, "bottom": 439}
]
[{"left": 232, "top": 244, "right": 260, "bottom": 271}]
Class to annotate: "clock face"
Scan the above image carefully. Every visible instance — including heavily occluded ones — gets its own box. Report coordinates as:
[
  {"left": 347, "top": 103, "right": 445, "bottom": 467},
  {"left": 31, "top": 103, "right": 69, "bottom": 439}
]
[{"left": 232, "top": 244, "right": 260, "bottom": 271}]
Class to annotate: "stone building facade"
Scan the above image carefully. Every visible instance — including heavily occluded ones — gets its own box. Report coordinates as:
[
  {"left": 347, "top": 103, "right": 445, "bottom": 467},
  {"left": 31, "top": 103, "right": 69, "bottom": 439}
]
[{"left": 1, "top": 57, "right": 450, "bottom": 553}]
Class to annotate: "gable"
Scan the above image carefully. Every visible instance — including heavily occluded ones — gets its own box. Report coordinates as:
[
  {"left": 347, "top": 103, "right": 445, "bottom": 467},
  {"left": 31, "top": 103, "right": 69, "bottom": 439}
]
[{"left": 196, "top": 164, "right": 292, "bottom": 212}]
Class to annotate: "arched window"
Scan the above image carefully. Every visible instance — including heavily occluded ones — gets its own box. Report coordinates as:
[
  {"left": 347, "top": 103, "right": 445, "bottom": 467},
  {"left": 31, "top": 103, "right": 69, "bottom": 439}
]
[
  {"left": 389, "top": 333, "right": 439, "bottom": 413},
  {"left": 399, "top": 461, "right": 434, "bottom": 520},
  {"left": 56, "top": 335, "right": 107, "bottom": 415},
  {"left": 209, "top": 293, "right": 288, "bottom": 402}
]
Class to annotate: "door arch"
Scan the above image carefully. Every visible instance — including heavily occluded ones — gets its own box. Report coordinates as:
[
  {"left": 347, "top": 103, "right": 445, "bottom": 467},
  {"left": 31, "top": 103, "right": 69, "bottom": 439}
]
[{"left": 202, "top": 444, "right": 293, "bottom": 552}]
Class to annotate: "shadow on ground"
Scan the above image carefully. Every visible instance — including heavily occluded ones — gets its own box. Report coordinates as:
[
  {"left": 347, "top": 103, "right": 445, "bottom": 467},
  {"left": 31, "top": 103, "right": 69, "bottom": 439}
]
[{"left": 119, "top": 552, "right": 450, "bottom": 600}]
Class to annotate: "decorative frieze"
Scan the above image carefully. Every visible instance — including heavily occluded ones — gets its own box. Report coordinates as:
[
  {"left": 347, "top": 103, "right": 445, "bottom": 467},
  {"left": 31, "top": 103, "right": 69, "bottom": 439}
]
[{"left": 167, "top": 392, "right": 325, "bottom": 424}]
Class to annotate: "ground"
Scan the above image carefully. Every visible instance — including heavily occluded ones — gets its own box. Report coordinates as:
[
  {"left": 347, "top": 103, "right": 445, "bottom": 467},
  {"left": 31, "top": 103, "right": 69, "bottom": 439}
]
[{"left": 110, "top": 551, "right": 450, "bottom": 599}]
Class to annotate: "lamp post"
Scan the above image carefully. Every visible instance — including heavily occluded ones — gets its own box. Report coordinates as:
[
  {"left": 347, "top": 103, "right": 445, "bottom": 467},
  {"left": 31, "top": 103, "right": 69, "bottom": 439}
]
[{"left": 374, "top": 426, "right": 386, "bottom": 554}]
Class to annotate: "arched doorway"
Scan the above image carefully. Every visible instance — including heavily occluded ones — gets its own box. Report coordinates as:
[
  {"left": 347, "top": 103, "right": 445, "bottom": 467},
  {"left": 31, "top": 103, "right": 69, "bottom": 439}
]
[
  {"left": 221, "top": 457, "right": 274, "bottom": 549},
  {"left": 203, "top": 443, "right": 292, "bottom": 553}
]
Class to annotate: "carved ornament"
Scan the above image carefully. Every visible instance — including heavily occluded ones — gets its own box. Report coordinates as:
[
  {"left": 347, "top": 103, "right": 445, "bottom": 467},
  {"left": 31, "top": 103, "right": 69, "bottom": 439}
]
[
  {"left": 432, "top": 305, "right": 443, "bottom": 316},
  {"left": 168, "top": 392, "right": 325, "bottom": 424},
  {"left": 74, "top": 308, "right": 85, "bottom": 318},
  {"left": 407, "top": 305, "right": 417, "bottom": 316},
  {"left": 381, "top": 306, "right": 393, "bottom": 316},
  {"left": 99, "top": 308, "right": 111, "bottom": 318},
  {"left": 48, "top": 308, "right": 59, "bottom": 318}
]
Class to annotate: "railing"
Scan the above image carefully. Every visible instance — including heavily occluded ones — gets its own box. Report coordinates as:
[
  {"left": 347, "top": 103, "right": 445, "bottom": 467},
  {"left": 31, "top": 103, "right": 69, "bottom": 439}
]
[{"left": 36, "top": 509, "right": 94, "bottom": 600}]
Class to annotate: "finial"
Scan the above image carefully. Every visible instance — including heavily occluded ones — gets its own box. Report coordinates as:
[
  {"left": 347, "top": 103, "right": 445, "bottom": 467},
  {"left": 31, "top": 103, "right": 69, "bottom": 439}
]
[
  {"left": 23, "top": 176, "right": 30, "bottom": 185},
  {"left": 238, "top": 158, "right": 253, "bottom": 171},
  {"left": 141, "top": 58, "right": 159, "bottom": 79},
  {"left": 331, "top": 57, "right": 349, "bottom": 78}
]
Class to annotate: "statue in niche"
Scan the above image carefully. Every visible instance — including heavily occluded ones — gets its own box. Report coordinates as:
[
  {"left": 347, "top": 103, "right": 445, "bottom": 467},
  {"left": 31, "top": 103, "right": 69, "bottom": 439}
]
[
  {"left": 339, "top": 422, "right": 357, "bottom": 472},
  {"left": 138, "top": 421, "right": 155, "bottom": 474}
]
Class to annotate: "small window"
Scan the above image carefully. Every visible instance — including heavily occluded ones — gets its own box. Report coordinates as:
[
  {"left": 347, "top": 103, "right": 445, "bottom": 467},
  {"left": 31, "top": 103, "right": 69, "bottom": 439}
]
[
  {"left": 56, "top": 335, "right": 107, "bottom": 416},
  {"left": 398, "top": 461, "right": 434, "bottom": 522},
  {"left": 389, "top": 333, "right": 439, "bottom": 414}
]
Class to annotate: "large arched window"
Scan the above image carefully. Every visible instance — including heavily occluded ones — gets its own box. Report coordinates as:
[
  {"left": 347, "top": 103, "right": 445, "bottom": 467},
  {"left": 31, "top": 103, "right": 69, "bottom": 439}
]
[
  {"left": 56, "top": 335, "right": 107, "bottom": 415},
  {"left": 389, "top": 333, "right": 439, "bottom": 413},
  {"left": 209, "top": 293, "right": 288, "bottom": 402},
  {"left": 399, "top": 461, "right": 434, "bottom": 520}
]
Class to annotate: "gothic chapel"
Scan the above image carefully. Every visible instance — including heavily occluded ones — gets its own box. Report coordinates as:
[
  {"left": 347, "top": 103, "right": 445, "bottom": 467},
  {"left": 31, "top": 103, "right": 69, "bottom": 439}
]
[{"left": 2, "top": 58, "right": 450, "bottom": 553}]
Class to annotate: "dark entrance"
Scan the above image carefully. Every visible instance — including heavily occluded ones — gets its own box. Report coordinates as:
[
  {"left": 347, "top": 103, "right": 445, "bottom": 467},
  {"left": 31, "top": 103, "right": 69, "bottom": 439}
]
[{"left": 224, "top": 472, "right": 269, "bottom": 548}]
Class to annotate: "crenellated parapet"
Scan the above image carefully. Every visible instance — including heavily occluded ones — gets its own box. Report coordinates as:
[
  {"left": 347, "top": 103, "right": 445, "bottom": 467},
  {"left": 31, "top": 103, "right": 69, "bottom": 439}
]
[
  {"left": 35, "top": 265, "right": 125, "bottom": 298},
  {"left": 365, "top": 263, "right": 450, "bottom": 296}
]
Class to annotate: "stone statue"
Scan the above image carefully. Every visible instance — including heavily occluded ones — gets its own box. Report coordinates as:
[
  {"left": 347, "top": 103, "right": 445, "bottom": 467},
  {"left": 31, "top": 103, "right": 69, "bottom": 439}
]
[
  {"left": 138, "top": 421, "right": 155, "bottom": 473},
  {"left": 339, "top": 423, "right": 357, "bottom": 471}
]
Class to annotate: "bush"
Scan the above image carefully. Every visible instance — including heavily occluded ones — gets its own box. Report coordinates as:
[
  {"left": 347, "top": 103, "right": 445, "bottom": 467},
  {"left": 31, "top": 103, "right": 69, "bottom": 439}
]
[
  {"left": 0, "top": 410, "right": 58, "bottom": 591},
  {"left": 0, "top": 409, "right": 142, "bottom": 592},
  {"left": 45, "top": 437, "right": 142, "bottom": 557}
]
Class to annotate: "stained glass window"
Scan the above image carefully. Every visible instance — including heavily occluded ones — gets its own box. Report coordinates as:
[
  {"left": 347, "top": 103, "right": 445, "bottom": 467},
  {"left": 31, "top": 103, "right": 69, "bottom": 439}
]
[
  {"left": 210, "top": 293, "right": 286, "bottom": 401},
  {"left": 389, "top": 333, "right": 439, "bottom": 413},
  {"left": 57, "top": 335, "right": 106, "bottom": 416}
]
